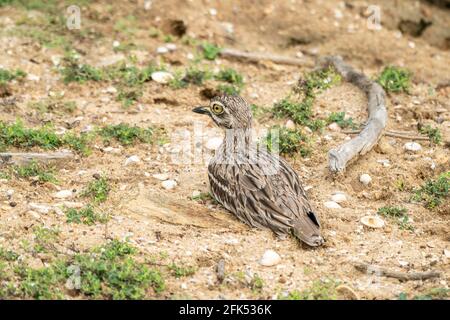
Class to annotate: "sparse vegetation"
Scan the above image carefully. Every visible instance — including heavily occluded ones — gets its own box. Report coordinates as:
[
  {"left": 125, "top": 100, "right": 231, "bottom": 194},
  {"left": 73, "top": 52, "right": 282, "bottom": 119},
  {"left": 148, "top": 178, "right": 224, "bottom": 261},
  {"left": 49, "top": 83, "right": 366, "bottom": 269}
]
[
  {"left": 1, "top": 240, "right": 165, "bottom": 300},
  {"left": 282, "top": 279, "right": 339, "bottom": 300},
  {"left": 264, "top": 125, "right": 311, "bottom": 157},
  {"left": 13, "top": 161, "right": 57, "bottom": 183},
  {"left": 66, "top": 206, "right": 108, "bottom": 225},
  {"left": 168, "top": 263, "right": 196, "bottom": 278},
  {"left": 0, "top": 68, "right": 26, "bottom": 83},
  {"left": 377, "top": 66, "right": 411, "bottom": 93},
  {"left": 82, "top": 175, "right": 110, "bottom": 203},
  {"left": 377, "top": 206, "right": 414, "bottom": 231},
  {"left": 399, "top": 288, "right": 449, "bottom": 300},
  {"left": 98, "top": 123, "right": 154, "bottom": 146},
  {"left": 419, "top": 125, "right": 442, "bottom": 144},
  {"left": 201, "top": 42, "right": 221, "bottom": 60},
  {"left": 60, "top": 52, "right": 103, "bottom": 84},
  {"left": 33, "top": 226, "right": 60, "bottom": 253},
  {"left": 327, "top": 112, "right": 357, "bottom": 129},
  {"left": 412, "top": 172, "right": 449, "bottom": 209}
]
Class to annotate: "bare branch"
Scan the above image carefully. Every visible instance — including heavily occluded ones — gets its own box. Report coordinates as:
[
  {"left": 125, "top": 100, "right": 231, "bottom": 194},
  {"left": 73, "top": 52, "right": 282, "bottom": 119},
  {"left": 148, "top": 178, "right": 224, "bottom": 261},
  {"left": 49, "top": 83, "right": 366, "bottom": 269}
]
[
  {"left": 220, "top": 48, "right": 314, "bottom": 67},
  {"left": 0, "top": 152, "right": 74, "bottom": 166},
  {"left": 354, "top": 263, "right": 441, "bottom": 281},
  {"left": 318, "top": 56, "right": 388, "bottom": 173}
]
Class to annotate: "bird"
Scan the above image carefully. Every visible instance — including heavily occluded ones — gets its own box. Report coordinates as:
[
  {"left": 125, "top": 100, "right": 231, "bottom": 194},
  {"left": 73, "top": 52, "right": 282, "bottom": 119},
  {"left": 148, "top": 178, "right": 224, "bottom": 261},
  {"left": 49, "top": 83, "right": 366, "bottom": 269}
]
[{"left": 192, "top": 94, "right": 324, "bottom": 247}]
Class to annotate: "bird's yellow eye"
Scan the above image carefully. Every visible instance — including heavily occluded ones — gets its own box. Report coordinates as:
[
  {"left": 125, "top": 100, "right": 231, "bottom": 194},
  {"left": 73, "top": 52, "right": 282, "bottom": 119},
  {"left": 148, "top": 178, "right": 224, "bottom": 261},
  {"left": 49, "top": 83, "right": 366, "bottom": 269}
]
[{"left": 210, "top": 102, "right": 224, "bottom": 115}]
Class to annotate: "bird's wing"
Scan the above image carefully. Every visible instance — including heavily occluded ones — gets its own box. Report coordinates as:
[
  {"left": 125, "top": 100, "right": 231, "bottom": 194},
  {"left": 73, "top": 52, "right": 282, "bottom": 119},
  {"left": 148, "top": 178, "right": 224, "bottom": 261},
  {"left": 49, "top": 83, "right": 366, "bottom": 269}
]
[{"left": 208, "top": 153, "right": 321, "bottom": 243}]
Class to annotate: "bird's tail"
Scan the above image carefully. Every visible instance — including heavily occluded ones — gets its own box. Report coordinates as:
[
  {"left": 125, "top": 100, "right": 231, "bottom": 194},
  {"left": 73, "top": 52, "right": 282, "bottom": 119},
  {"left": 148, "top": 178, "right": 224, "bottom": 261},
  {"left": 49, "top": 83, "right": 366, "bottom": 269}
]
[{"left": 292, "top": 211, "right": 324, "bottom": 247}]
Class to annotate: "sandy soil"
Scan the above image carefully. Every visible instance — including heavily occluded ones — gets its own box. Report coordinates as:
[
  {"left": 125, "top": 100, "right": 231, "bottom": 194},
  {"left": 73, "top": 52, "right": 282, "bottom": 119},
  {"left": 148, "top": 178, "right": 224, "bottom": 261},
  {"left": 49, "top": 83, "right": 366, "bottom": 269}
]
[{"left": 0, "top": 0, "right": 449, "bottom": 299}]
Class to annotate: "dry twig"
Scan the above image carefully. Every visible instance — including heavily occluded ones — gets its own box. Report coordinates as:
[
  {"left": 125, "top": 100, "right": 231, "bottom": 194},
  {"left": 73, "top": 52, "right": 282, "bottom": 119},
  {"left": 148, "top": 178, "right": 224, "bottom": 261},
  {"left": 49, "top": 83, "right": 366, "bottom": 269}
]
[
  {"left": 354, "top": 263, "right": 441, "bottom": 281},
  {"left": 0, "top": 152, "right": 74, "bottom": 166}
]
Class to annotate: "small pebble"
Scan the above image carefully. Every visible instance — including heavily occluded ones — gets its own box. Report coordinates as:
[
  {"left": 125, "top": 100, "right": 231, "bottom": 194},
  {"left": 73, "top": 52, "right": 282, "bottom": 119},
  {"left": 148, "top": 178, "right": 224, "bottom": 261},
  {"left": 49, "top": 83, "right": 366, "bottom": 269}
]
[
  {"left": 165, "top": 43, "right": 177, "bottom": 51},
  {"left": 124, "top": 155, "right": 140, "bottom": 166},
  {"left": 161, "top": 180, "right": 177, "bottom": 190},
  {"left": 324, "top": 201, "right": 342, "bottom": 209},
  {"left": 192, "top": 190, "right": 201, "bottom": 198},
  {"left": 151, "top": 71, "right": 174, "bottom": 84},
  {"left": 360, "top": 215, "right": 384, "bottom": 229},
  {"left": 156, "top": 46, "right": 169, "bottom": 54},
  {"left": 331, "top": 193, "right": 347, "bottom": 203},
  {"left": 444, "top": 249, "right": 450, "bottom": 258},
  {"left": 284, "top": 120, "right": 296, "bottom": 130},
  {"left": 153, "top": 173, "right": 169, "bottom": 181},
  {"left": 328, "top": 122, "right": 341, "bottom": 131},
  {"left": 29, "top": 203, "right": 52, "bottom": 214},
  {"left": 54, "top": 190, "right": 73, "bottom": 199},
  {"left": 404, "top": 142, "right": 422, "bottom": 152},
  {"left": 259, "top": 250, "right": 281, "bottom": 267},
  {"left": 359, "top": 174, "right": 372, "bottom": 185}
]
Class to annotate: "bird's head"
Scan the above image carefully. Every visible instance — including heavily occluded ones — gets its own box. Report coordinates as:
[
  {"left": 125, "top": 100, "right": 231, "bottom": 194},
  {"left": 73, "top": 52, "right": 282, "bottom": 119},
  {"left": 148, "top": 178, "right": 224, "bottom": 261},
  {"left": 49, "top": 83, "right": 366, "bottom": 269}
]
[{"left": 192, "top": 94, "right": 253, "bottom": 129}]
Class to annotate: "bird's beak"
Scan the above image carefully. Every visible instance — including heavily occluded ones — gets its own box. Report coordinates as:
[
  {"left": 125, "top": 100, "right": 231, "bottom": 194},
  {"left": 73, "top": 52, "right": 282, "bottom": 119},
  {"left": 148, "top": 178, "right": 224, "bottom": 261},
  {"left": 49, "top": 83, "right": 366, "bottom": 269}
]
[{"left": 192, "top": 106, "right": 210, "bottom": 115}]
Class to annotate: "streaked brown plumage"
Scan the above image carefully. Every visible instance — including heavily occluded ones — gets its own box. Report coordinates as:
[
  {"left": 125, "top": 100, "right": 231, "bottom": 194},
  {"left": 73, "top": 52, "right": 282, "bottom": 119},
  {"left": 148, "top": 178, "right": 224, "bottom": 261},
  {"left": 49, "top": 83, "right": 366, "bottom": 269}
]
[{"left": 193, "top": 94, "right": 323, "bottom": 247}]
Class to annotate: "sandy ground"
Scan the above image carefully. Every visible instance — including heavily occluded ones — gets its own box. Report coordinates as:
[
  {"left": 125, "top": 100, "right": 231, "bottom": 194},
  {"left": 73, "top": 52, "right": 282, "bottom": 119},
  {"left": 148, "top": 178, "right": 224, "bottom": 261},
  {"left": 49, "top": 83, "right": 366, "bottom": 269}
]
[{"left": 0, "top": 0, "right": 449, "bottom": 299}]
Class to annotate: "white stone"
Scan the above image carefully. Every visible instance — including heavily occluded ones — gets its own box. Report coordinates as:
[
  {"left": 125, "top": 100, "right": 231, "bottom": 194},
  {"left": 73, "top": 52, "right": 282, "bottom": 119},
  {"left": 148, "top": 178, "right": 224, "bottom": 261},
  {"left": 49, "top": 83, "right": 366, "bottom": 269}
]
[
  {"left": 152, "top": 173, "right": 169, "bottom": 181},
  {"left": 156, "top": 46, "right": 169, "bottom": 54},
  {"left": 144, "top": 0, "right": 152, "bottom": 10},
  {"left": 259, "top": 250, "right": 281, "bottom": 267},
  {"left": 328, "top": 122, "right": 341, "bottom": 131},
  {"left": 360, "top": 215, "right": 385, "bottom": 229},
  {"left": 331, "top": 193, "right": 347, "bottom": 203},
  {"left": 105, "top": 86, "right": 117, "bottom": 94},
  {"left": 324, "top": 201, "right": 342, "bottom": 209},
  {"left": 103, "top": 146, "right": 120, "bottom": 153},
  {"left": 444, "top": 249, "right": 450, "bottom": 258},
  {"left": 29, "top": 203, "right": 52, "bottom": 214},
  {"left": 27, "top": 74, "right": 40, "bottom": 81},
  {"left": 165, "top": 43, "right": 177, "bottom": 51},
  {"left": 124, "top": 155, "right": 140, "bottom": 166},
  {"left": 161, "top": 180, "right": 177, "bottom": 190},
  {"left": 404, "top": 142, "right": 422, "bottom": 152},
  {"left": 359, "top": 174, "right": 372, "bottom": 185},
  {"left": 28, "top": 210, "right": 41, "bottom": 220},
  {"left": 192, "top": 190, "right": 201, "bottom": 198},
  {"left": 206, "top": 137, "right": 223, "bottom": 151},
  {"left": 186, "top": 53, "right": 194, "bottom": 60},
  {"left": 377, "top": 159, "right": 390, "bottom": 167},
  {"left": 51, "top": 55, "right": 61, "bottom": 66},
  {"left": 53, "top": 190, "right": 73, "bottom": 199},
  {"left": 113, "top": 40, "right": 120, "bottom": 48},
  {"left": 209, "top": 8, "right": 217, "bottom": 16},
  {"left": 284, "top": 120, "right": 296, "bottom": 130},
  {"left": 151, "top": 71, "right": 174, "bottom": 84}
]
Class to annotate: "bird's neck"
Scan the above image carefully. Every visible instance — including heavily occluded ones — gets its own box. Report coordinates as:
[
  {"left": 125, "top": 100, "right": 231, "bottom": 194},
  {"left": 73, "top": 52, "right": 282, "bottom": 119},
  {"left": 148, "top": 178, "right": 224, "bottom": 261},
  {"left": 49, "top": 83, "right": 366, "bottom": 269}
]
[{"left": 220, "top": 127, "right": 254, "bottom": 159}]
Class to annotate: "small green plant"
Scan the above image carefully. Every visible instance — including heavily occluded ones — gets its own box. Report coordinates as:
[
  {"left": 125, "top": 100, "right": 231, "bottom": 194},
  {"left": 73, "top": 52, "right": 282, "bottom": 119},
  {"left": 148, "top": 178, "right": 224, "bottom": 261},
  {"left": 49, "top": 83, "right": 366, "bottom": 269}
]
[
  {"left": 183, "top": 67, "right": 212, "bottom": 86},
  {"left": 0, "top": 247, "right": 19, "bottom": 261},
  {"left": 0, "top": 68, "right": 26, "bottom": 83},
  {"left": 201, "top": 42, "right": 221, "bottom": 60},
  {"left": 191, "top": 192, "right": 213, "bottom": 202},
  {"left": 216, "top": 84, "right": 241, "bottom": 95},
  {"left": 282, "top": 279, "right": 339, "bottom": 300},
  {"left": 215, "top": 68, "right": 244, "bottom": 86},
  {"left": 98, "top": 123, "right": 154, "bottom": 146},
  {"left": 377, "top": 206, "right": 414, "bottom": 231},
  {"left": 264, "top": 125, "right": 311, "bottom": 157},
  {"left": 327, "top": 112, "right": 357, "bottom": 129},
  {"left": 72, "top": 240, "right": 165, "bottom": 299},
  {"left": 273, "top": 98, "right": 324, "bottom": 131},
  {"left": 33, "top": 226, "right": 60, "bottom": 253},
  {"left": 0, "top": 120, "right": 91, "bottom": 154},
  {"left": 6, "top": 240, "right": 165, "bottom": 300},
  {"left": 82, "top": 175, "right": 110, "bottom": 203},
  {"left": 60, "top": 52, "right": 103, "bottom": 84},
  {"left": 412, "top": 172, "right": 449, "bottom": 209},
  {"left": 66, "top": 206, "right": 108, "bottom": 225},
  {"left": 251, "top": 274, "right": 264, "bottom": 293},
  {"left": 13, "top": 161, "right": 57, "bottom": 183},
  {"left": 399, "top": 288, "right": 449, "bottom": 300},
  {"left": 377, "top": 66, "right": 411, "bottom": 93},
  {"left": 419, "top": 125, "right": 442, "bottom": 144},
  {"left": 168, "top": 263, "right": 196, "bottom": 278},
  {"left": 29, "top": 99, "right": 77, "bottom": 115}
]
